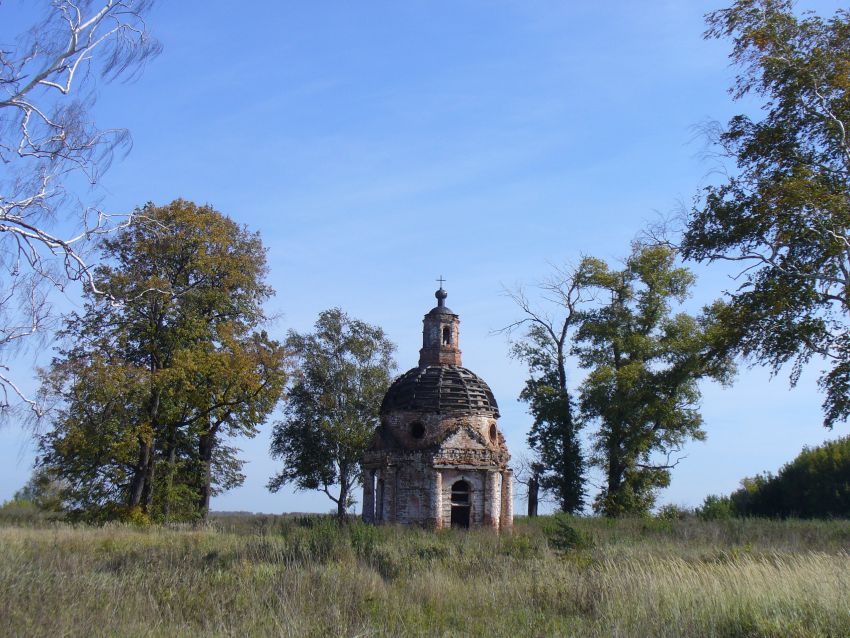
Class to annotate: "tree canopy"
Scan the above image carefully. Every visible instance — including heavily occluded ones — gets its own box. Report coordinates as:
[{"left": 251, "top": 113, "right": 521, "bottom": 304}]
[
  {"left": 268, "top": 308, "right": 396, "bottom": 520},
  {"left": 681, "top": 0, "right": 850, "bottom": 427},
  {"left": 37, "top": 200, "right": 287, "bottom": 522},
  {"left": 575, "top": 245, "right": 735, "bottom": 516}
]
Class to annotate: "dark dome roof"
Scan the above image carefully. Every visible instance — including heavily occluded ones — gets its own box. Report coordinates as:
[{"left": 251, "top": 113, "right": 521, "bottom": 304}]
[
  {"left": 381, "top": 365, "right": 499, "bottom": 417},
  {"left": 427, "top": 304, "right": 456, "bottom": 316}
]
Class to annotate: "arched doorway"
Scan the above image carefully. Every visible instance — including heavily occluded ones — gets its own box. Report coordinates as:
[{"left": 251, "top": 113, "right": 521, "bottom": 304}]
[{"left": 450, "top": 480, "right": 471, "bottom": 529}]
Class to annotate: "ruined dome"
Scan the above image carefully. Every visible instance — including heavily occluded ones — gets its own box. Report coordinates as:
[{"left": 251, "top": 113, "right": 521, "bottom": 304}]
[{"left": 381, "top": 365, "right": 500, "bottom": 417}]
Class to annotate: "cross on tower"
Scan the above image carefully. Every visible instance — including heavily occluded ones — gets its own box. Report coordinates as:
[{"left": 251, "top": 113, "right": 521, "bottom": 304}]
[{"left": 437, "top": 275, "right": 446, "bottom": 289}]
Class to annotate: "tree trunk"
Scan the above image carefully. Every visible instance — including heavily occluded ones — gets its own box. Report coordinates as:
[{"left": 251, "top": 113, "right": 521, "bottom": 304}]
[
  {"left": 132, "top": 384, "right": 162, "bottom": 514},
  {"left": 162, "top": 426, "right": 177, "bottom": 521},
  {"left": 605, "top": 442, "right": 625, "bottom": 515},
  {"left": 527, "top": 474, "right": 539, "bottom": 517},
  {"left": 604, "top": 330, "right": 626, "bottom": 515},
  {"left": 128, "top": 437, "right": 152, "bottom": 509},
  {"left": 337, "top": 482, "right": 348, "bottom": 523},
  {"left": 197, "top": 431, "right": 215, "bottom": 520},
  {"left": 556, "top": 349, "right": 574, "bottom": 430},
  {"left": 141, "top": 443, "right": 156, "bottom": 512}
]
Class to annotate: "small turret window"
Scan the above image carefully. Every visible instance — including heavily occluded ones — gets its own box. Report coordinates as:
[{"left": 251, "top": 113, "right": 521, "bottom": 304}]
[
  {"left": 442, "top": 326, "right": 452, "bottom": 345},
  {"left": 489, "top": 423, "right": 497, "bottom": 443},
  {"left": 410, "top": 421, "right": 425, "bottom": 439}
]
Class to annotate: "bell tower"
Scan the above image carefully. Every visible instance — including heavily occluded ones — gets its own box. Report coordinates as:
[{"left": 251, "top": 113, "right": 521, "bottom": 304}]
[{"left": 419, "top": 284, "right": 462, "bottom": 367}]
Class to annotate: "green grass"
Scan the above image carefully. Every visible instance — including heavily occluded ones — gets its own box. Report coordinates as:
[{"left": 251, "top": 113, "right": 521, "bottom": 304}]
[{"left": 1, "top": 514, "right": 848, "bottom": 637}]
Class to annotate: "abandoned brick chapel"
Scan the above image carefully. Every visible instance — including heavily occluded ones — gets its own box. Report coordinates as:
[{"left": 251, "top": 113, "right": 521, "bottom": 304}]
[{"left": 362, "top": 285, "right": 513, "bottom": 530}]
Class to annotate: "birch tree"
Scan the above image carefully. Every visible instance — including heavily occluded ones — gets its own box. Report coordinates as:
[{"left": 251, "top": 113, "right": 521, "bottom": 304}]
[
  {"left": 268, "top": 309, "right": 396, "bottom": 521},
  {"left": 0, "top": 1, "right": 160, "bottom": 418},
  {"left": 681, "top": 0, "right": 850, "bottom": 427}
]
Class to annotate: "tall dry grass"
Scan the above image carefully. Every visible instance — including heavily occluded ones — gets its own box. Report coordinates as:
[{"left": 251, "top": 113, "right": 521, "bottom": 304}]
[{"left": 0, "top": 514, "right": 848, "bottom": 637}]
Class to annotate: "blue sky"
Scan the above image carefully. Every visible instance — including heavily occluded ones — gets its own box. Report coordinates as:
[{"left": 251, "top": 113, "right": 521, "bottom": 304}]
[{"left": 1, "top": 0, "right": 846, "bottom": 514}]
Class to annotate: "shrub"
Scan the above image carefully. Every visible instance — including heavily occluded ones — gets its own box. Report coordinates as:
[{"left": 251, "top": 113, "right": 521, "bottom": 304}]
[
  {"left": 698, "top": 495, "right": 734, "bottom": 521},
  {"left": 542, "top": 513, "right": 593, "bottom": 553},
  {"left": 656, "top": 504, "right": 693, "bottom": 520},
  {"left": 0, "top": 499, "right": 53, "bottom": 525}
]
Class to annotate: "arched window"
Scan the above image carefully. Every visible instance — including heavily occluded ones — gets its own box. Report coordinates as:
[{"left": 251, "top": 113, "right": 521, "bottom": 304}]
[{"left": 442, "top": 326, "right": 452, "bottom": 345}]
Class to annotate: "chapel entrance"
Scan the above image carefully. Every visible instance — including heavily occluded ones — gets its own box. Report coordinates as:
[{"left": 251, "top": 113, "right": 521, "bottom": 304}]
[{"left": 450, "top": 480, "right": 471, "bottom": 529}]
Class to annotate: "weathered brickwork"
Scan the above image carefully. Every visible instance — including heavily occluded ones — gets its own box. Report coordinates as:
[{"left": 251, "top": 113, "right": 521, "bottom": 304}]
[{"left": 362, "top": 287, "right": 513, "bottom": 531}]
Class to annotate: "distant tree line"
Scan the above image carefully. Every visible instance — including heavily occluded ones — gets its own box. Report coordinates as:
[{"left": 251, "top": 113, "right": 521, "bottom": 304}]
[{"left": 698, "top": 436, "right": 850, "bottom": 520}]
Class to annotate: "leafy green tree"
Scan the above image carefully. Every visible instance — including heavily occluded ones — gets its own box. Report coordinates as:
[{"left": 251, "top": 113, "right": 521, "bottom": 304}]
[
  {"left": 575, "top": 245, "right": 735, "bottom": 516},
  {"left": 37, "top": 200, "right": 287, "bottom": 521},
  {"left": 503, "top": 262, "right": 601, "bottom": 513},
  {"left": 162, "top": 330, "right": 288, "bottom": 518},
  {"left": 0, "top": 466, "right": 65, "bottom": 524},
  {"left": 268, "top": 309, "right": 396, "bottom": 521},
  {"left": 680, "top": 0, "right": 850, "bottom": 427},
  {"left": 516, "top": 327, "right": 584, "bottom": 513}
]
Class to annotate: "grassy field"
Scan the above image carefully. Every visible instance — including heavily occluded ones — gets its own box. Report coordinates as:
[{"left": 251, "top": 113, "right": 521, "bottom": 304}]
[{"left": 1, "top": 513, "right": 849, "bottom": 637}]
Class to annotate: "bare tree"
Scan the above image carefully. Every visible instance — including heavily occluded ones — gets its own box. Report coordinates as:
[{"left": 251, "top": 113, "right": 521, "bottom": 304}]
[{"left": 0, "top": 1, "right": 160, "bottom": 417}]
